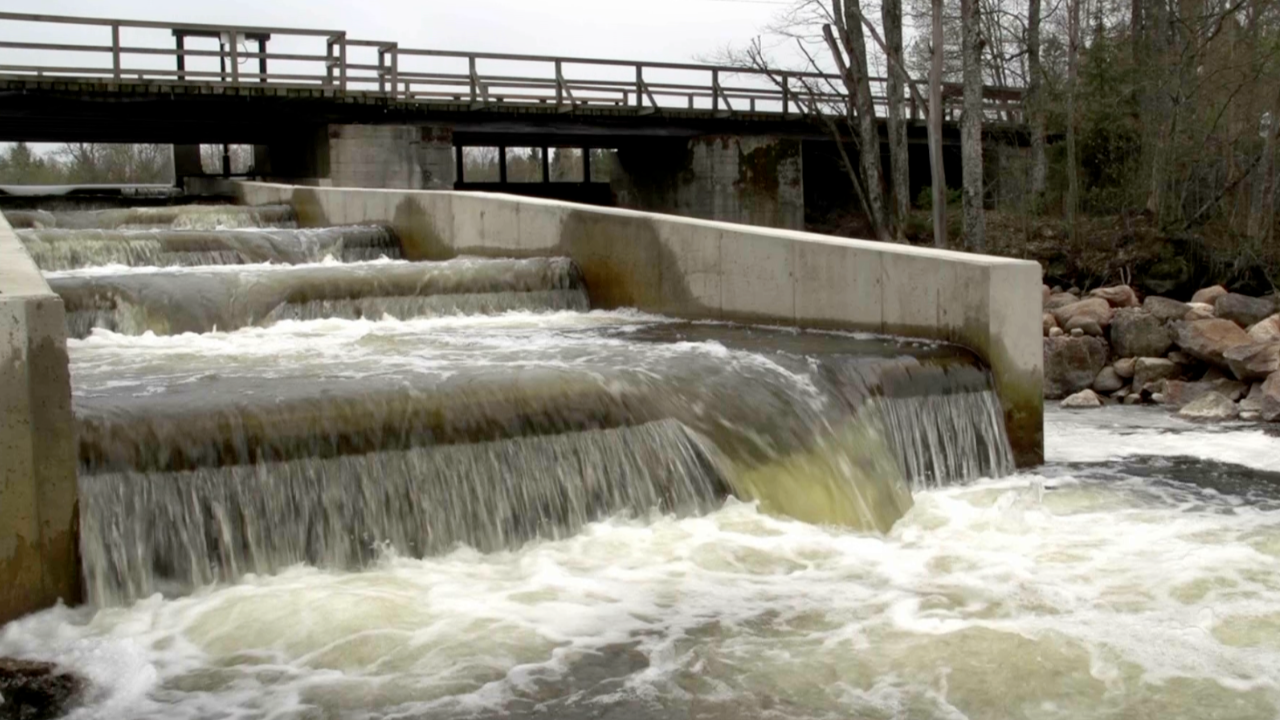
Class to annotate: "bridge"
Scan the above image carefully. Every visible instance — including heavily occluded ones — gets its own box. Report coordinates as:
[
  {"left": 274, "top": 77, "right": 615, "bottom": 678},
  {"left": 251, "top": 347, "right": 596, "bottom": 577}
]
[{"left": 0, "top": 12, "right": 1027, "bottom": 228}]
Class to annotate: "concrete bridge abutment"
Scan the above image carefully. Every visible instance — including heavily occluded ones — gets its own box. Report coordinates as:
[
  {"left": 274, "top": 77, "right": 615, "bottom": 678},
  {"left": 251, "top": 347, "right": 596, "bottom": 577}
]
[{"left": 611, "top": 136, "right": 804, "bottom": 231}]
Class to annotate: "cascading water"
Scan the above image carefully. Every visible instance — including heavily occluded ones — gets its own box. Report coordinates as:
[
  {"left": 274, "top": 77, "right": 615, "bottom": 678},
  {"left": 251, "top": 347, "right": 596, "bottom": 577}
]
[
  {"left": 10, "top": 202, "right": 1017, "bottom": 606},
  {"left": 19, "top": 225, "right": 401, "bottom": 269},
  {"left": 47, "top": 256, "right": 590, "bottom": 336},
  {"left": 7, "top": 204, "right": 1276, "bottom": 720}
]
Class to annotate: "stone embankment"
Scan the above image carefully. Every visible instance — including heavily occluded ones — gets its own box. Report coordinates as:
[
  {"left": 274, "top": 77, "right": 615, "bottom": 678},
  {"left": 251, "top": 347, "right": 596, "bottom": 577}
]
[{"left": 1044, "top": 283, "right": 1280, "bottom": 421}]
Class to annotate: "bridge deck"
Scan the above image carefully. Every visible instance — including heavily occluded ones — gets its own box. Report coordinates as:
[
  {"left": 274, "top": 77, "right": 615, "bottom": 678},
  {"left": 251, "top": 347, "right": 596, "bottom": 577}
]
[{"left": 0, "top": 11, "right": 1024, "bottom": 143}]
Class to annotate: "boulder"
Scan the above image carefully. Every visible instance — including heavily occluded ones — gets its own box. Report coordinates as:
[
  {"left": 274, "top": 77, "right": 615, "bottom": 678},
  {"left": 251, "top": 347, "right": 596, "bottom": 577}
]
[
  {"left": 1113, "top": 357, "right": 1136, "bottom": 379},
  {"left": 1052, "top": 298, "right": 1114, "bottom": 333},
  {"left": 1173, "top": 319, "right": 1253, "bottom": 370},
  {"left": 1052, "top": 285, "right": 1064, "bottom": 294},
  {"left": 1223, "top": 342, "right": 1280, "bottom": 382},
  {"left": 1042, "top": 285, "right": 1051, "bottom": 306},
  {"left": 1240, "top": 382, "right": 1265, "bottom": 413},
  {"left": 1177, "top": 392, "right": 1239, "bottom": 421},
  {"left": 1142, "top": 296, "right": 1191, "bottom": 323},
  {"left": 1191, "top": 285, "right": 1229, "bottom": 305},
  {"left": 1089, "top": 285, "right": 1140, "bottom": 308},
  {"left": 1067, "top": 319, "right": 1104, "bottom": 337},
  {"left": 1110, "top": 308, "right": 1173, "bottom": 358},
  {"left": 1162, "top": 378, "right": 1248, "bottom": 407},
  {"left": 1167, "top": 351, "right": 1194, "bottom": 365},
  {"left": 1044, "top": 336, "right": 1110, "bottom": 399},
  {"left": 1262, "top": 372, "right": 1280, "bottom": 422},
  {"left": 1043, "top": 313, "right": 1058, "bottom": 335},
  {"left": 1133, "top": 357, "right": 1180, "bottom": 389},
  {"left": 1045, "top": 292, "right": 1081, "bottom": 311},
  {"left": 1214, "top": 293, "right": 1278, "bottom": 328},
  {"left": 1124, "top": 393, "right": 1142, "bottom": 405},
  {"left": 1241, "top": 410, "right": 1262, "bottom": 422},
  {"left": 0, "top": 658, "right": 84, "bottom": 720},
  {"left": 1062, "top": 389, "right": 1103, "bottom": 408},
  {"left": 1248, "top": 314, "right": 1280, "bottom": 343},
  {"left": 1049, "top": 327, "right": 1064, "bottom": 337},
  {"left": 1185, "top": 303, "right": 1216, "bottom": 321},
  {"left": 1093, "top": 366, "right": 1125, "bottom": 393}
]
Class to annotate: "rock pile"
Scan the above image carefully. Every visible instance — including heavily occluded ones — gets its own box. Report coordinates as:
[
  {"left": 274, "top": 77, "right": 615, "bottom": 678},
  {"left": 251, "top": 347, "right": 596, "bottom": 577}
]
[{"left": 1044, "top": 283, "right": 1280, "bottom": 421}]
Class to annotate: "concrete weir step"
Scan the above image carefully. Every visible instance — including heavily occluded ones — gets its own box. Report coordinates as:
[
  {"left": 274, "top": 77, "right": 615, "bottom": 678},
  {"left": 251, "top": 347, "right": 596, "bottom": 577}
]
[
  {"left": 19, "top": 225, "right": 402, "bottom": 270},
  {"left": 48, "top": 255, "right": 589, "bottom": 337}
]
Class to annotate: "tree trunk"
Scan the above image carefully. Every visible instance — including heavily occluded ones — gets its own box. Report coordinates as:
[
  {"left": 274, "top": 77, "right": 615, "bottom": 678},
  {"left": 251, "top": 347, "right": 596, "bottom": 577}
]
[
  {"left": 930, "top": 0, "right": 947, "bottom": 247},
  {"left": 1027, "top": 0, "right": 1046, "bottom": 207},
  {"left": 1144, "top": 0, "right": 1170, "bottom": 221},
  {"left": 1250, "top": 89, "right": 1280, "bottom": 241},
  {"left": 833, "top": 0, "right": 892, "bottom": 242},
  {"left": 961, "top": 0, "right": 986, "bottom": 251},
  {"left": 1066, "top": 0, "right": 1081, "bottom": 237},
  {"left": 881, "top": 0, "right": 910, "bottom": 237}
]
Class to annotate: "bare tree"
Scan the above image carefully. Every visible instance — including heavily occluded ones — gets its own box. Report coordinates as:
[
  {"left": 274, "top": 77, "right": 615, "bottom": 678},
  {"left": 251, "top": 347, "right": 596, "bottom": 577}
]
[
  {"left": 961, "top": 0, "right": 987, "bottom": 249},
  {"left": 825, "top": 0, "right": 893, "bottom": 241},
  {"left": 1026, "top": 0, "right": 1047, "bottom": 206},
  {"left": 931, "top": 0, "right": 948, "bottom": 246},
  {"left": 882, "top": 0, "right": 912, "bottom": 237},
  {"left": 1065, "top": 0, "right": 1081, "bottom": 236}
]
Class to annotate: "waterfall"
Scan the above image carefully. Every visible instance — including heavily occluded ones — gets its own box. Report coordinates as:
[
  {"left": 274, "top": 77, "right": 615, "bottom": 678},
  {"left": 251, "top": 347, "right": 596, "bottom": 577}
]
[
  {"left": 18, "top": 226, "right": 400, "bottom": 270},
  {"left": 23, "top": 201, "right": 1019, "bottom": 608},
  {"left": 5, "top": 203, "right": 296, "bottom": 230},
  {"left": 48, "top": 256, "right": 589, "bottom": 337},
  {"left": 79, "top": 420, "right": 728, "bottom": 606}
]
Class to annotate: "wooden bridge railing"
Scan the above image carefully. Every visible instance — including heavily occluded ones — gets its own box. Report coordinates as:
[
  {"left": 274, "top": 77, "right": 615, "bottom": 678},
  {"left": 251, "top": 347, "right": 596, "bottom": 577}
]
[{"left": 0, "top": 11, "right": 1024, "bottom": 122}]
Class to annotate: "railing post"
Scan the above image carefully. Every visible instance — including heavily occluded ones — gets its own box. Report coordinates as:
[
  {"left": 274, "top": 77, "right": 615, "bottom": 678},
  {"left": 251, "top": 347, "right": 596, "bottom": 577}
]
[
  {"left": 377, "top": 48, "right": 386, "bottom": 93},
  {"left": 469, "top": 56, "right": 478, "bottom": 103},
  {"left": 175, "top": 33, "right": 185, "bottom": 81},
  {"left": 635, "top": 65, "right": 643, "bottom": 108},
  {"left": 337, "top": 33, "right": 347, "bottom": 92},
  {"left": 111, "top": 24, "right": 121, "bottom": 80},
  {"left": 781, "top": 75, "right": 789, "bottom": 116},
  {"left": 555, "top": 60, "right": 563, "bottom": 107},
  {"left": 325, "top": 37, "right": 334, "bottom": 88},
  {"left": 228, "top": 29, "right": 239, "bottom": 85},
  {"left": 390, "top": 46, "right": 399, "bottom": 100},
  {"left": 712, "top": 69, "right": 719, "bottom": 112}
]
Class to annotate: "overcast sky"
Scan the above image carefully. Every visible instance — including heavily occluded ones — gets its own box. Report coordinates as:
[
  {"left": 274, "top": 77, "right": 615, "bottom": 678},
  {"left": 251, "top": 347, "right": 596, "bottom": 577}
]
[{"left": 21, "top": 0, "right": 789, "bottom": 64}]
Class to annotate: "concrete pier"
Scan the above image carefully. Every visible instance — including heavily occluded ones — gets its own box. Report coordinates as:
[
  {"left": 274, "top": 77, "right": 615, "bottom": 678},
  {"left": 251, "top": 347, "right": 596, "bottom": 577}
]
[
  {"left": 0, "top": 213, "right": 79, "bottom": 624},
  {"left": 236, "top": 182, "right": 1044, "bottom": 466}
]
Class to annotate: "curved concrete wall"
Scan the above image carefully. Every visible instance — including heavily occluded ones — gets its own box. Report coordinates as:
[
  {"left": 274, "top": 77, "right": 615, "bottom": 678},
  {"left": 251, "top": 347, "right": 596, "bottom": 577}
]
[
  {"left": 237, "top": 181, "right": 1044, "bottom": 466},
  {"left": 0, "top": 213, "right": 79, "bottom": 624}
]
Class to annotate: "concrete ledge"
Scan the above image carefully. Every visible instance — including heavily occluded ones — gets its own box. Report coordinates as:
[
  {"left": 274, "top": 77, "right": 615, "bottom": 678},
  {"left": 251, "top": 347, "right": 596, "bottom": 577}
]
[
  {"left": 236, "top": 181, "right": 1044, "bottom": 466},
  {"left": 0, "top": 213, "right": 79, "bottom": 624}
]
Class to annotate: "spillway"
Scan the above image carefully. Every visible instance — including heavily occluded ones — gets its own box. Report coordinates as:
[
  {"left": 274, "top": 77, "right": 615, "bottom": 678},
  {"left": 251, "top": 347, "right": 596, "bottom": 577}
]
[
  {"left": 6, "top": 201, "right": 1278, "bottom": 719},
  {"left": 19, "top": 225, "right": 400, "bottom": 269},
  {"left": 11, "top": 203, "right": 1015, "bottom": 607}
]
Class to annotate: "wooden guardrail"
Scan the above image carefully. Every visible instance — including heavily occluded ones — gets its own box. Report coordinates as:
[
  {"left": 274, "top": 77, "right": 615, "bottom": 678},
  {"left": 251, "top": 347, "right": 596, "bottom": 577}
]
[{"left": 0, "top": 11, "right": 1024, "bottom": 121}]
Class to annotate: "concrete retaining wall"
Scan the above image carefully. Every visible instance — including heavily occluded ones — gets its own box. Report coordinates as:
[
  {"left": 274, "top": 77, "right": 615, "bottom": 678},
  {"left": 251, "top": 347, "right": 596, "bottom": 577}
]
[
  {"left": 236, "top": 181, "right": 1044, "bottom": 466},
  {"left": 0, "top": 213, "right": 79, "bottom": 624}
]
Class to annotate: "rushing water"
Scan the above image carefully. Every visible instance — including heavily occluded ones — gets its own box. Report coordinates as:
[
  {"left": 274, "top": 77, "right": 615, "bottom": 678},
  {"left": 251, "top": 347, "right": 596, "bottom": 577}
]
[
  {"left": 48, "top": 257, "right": 589, "bottom": 337},
  {"left": 9, "top": 205, "right": 1274, "bottom": 718},
  {"left": 68, "top": 312, "right": 1009, "bottom": 605},
  {"left": 2, "top": 409, "right": 1279, "bottom": 719},
  {"left": 19, "top": 226, "right": 400, "bottom": 270}
]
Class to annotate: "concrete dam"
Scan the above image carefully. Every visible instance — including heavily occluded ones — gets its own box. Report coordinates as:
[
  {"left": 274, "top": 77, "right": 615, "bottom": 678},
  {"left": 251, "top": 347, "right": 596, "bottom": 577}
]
[{"left": 0, "top": 187, "right": 1048, "bottom": 717}]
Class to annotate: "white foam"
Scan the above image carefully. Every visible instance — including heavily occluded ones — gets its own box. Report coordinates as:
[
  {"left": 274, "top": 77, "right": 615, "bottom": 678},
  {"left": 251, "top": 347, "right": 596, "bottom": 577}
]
[
  {"left": 4, "top": 459, "right": 1278, "bottom": 718},
  {"left": 1047, "top": 406, "right": 1280, "bottom": 472}
]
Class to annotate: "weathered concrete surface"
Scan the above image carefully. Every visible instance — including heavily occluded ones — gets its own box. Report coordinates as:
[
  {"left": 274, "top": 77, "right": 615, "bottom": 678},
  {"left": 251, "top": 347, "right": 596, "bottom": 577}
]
[
  {"left": 236, "top": 181, "right": 1044, "bottom": 466},
  {"left": 611, "top": 137, "right": 805, "bottom": 230},
  {"left": 329, "top": 125, "right": 456, "bottom": 190},
  {"left": 0, "top": 214, "right": 79, "bottom": 624}
]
